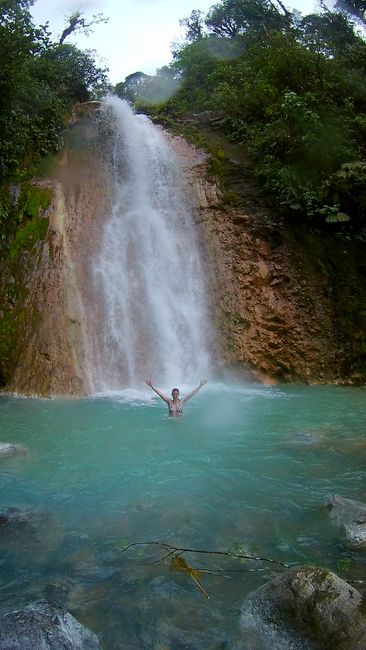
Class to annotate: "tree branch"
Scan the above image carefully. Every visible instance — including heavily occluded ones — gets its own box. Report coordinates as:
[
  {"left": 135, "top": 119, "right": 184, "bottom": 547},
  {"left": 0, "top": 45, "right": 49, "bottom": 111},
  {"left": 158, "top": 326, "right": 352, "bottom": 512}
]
[{"left": 117, "top": 540, "right": 290, "bottom": 568}]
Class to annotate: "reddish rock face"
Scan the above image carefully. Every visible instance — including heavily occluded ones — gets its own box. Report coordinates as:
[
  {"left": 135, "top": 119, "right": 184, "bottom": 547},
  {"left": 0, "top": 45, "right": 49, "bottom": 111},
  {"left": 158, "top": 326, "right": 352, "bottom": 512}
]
[
  {"left": 5, "top": 110, "right": 113, "bottom": 397},
  {"left": 169, "top": 134, "right": 354, "bottom": 385}
]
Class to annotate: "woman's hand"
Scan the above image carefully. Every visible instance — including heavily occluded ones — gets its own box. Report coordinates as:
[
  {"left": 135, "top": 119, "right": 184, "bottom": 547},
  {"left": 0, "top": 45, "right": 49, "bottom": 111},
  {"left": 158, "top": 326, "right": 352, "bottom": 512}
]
[
  {"left": 200, "top": 379, "right": 207, "bottom": 387},
  {"left": 145, "top": 378, "right": 153, "bottom": 387}
]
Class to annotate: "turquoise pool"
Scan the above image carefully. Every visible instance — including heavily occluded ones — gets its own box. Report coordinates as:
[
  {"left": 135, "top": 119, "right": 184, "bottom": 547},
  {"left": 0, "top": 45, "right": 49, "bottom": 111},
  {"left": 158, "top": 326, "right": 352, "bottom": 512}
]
[{"left": 0, "top": 383, "right": 365, "bottom": 648}]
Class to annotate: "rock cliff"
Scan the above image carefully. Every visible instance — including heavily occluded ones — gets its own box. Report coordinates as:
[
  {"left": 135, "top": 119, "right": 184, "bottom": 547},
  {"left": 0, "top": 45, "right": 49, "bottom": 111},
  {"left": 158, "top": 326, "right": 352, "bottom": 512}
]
[
  {"left": 0, "top": 105, "right": 112, "bottom": 396},
  {"left": 0, "top": 106, "right": 364, "bottom": 396},
  {"left": 170, "top": 130, "right": 366, "bottom": 384}
]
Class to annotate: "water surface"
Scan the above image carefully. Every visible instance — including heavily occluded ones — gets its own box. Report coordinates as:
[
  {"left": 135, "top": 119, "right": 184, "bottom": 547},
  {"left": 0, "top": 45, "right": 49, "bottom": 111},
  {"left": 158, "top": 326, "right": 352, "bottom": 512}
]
[{"left": 0, "top": 384, "right": 365, "bottom": 648}]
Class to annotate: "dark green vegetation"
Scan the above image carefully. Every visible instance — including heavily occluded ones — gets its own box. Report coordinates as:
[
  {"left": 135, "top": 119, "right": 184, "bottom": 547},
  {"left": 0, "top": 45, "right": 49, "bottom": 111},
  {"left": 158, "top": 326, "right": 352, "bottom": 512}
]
[
  {"left": 117, "top": 0, "right": 366, "bottom": 235},
  {"left": 0, "top": 183, "right": 51, "bottom": 385},
  {"left": 0, "top": 0, "right": 109, "bottom": 182},
  {"left": 0, "top": 0, "right": 109, "bottom": 247}
]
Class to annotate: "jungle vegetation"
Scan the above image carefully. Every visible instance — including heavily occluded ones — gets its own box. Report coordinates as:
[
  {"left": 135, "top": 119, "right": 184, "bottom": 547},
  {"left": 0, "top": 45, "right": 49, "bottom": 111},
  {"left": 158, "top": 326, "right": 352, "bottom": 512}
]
[
  {"left": 116, "top": 0, "right": 366, "bottom": 234},
  {"left": 2, "top": 0, "right": 366, "bottom": 235},
  {"left": 0, "top": 1, "right": 108, "bottom": 180}
]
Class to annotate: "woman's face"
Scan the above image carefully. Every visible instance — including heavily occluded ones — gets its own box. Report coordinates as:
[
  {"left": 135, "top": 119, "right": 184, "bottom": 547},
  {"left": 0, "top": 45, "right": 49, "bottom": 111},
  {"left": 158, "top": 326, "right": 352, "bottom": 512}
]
[{"left": 172, "top": 389, "right": 179, "bottom": 399}]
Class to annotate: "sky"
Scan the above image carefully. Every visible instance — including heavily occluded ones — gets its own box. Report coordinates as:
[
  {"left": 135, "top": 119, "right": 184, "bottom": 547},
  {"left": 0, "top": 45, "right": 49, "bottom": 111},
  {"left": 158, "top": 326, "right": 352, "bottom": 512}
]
[{"left": 30, "top": 0, "right": 317, "bottom": 85}]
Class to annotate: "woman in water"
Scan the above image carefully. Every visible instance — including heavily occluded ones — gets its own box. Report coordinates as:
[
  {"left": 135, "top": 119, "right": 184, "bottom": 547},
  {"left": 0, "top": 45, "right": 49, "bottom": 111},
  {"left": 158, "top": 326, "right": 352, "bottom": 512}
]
[{"left": 145, "top": 378, "right": 207, "bottom": 416}]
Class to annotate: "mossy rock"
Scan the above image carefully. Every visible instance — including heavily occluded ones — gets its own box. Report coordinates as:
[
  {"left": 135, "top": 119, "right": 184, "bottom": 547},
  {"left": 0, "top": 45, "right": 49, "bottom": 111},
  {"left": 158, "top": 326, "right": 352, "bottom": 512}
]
[
  {"left": 241, "top": 565, "right": 366, "bottom": 650},
  {"left": 10, "top": 217, "right": 49, "bottom": 259},
  {"left": 16, "top": 184, "right": 52, "bottom": 221}
]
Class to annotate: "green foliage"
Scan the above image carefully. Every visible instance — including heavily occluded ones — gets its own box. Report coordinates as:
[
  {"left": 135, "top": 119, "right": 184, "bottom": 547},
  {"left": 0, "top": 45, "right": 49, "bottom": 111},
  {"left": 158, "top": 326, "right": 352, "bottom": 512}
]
[
  {"left": 336, "top": 0, "right": 366, "bottom": 25},
  {"left": 336, "top": 557, "right": 352, "bottom": 572},
  {"left": 0, "top": 306, "right": 25, "bottom": 379},
  {"left": 0, "top": 183, "right": 51, "bottom": 255},
  {"left": 208, "top": 151, "right": 227, "bottom": 176},
  {"left": 115, "top": 68, "right": 180, "bottom": 106},
  {"left": 297, "top": 12, "right": 358, "bottom": 56},
  {"left": 146, "top": 5, "right": 366, "bottom": 231},
  {"left": 170, "top": 36, "right": 228, "bottom": 111},
  {"left": 16, "top": 184, "right": 52, "bottom": 219},
  {"left": 179, "top": 9, "right": 205, "bottom": 41},
  {"left": 0, "top": 1, "right": 109, "bottom": 181},
  {"left": 115, "top": 71, "right": 149, "bottom": 102},
  {"left": 10, "top": 217, "right": 49, "bottom": 259},
  {"left": 321, "top": 162, "right": 366, "bottom": 232},
  {"left": 0, "top": 180, "right": 51, "bottom": 383},
  {"left": 34, "top": 43, "right": 109, "bottom": 104},
  {"left": 59, "top": 10, "right": 109, "bottom": 45},
  {"left": 0, "top": 187, "right": 12, "bottom": 244},
  {"left": 205, "top": 0, "right": 289, "bottom": 37},
  {"left": 7, "top": 183, "right": 51, "bottom": 258}
]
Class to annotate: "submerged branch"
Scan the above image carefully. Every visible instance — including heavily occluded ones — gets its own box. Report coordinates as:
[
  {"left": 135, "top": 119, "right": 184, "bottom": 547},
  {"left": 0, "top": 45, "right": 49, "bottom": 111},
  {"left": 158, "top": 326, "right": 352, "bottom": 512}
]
[
  {"left": 115, "top": 541, "right": 366, "bottom": 599},
  {"left": 117, "top": 540, "right": 289, "bottom": 568}
]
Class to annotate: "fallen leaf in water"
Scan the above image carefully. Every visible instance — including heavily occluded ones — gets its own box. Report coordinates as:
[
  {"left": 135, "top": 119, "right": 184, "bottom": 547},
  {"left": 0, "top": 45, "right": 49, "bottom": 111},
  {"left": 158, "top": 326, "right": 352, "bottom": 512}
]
[{"left": 170, "top": 555, "right": 210, "bottom": 598}]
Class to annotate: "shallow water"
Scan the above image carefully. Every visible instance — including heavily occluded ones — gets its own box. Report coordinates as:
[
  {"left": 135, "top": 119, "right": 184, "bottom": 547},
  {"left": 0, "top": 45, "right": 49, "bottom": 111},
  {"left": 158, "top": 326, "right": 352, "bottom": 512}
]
[{"left": 0, "top": 383, "right": 365, "bottom": 649}]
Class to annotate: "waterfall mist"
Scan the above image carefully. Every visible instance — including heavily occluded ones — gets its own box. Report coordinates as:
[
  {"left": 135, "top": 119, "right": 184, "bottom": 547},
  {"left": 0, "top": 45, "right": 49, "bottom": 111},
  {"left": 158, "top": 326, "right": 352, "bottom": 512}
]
[{"left": 85, "top": 96, "right": 211, "bottom": 392}]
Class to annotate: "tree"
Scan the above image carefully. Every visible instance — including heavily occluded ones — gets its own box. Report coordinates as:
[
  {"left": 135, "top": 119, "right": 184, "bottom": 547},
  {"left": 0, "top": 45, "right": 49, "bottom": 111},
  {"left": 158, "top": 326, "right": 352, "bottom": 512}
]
[
  {"left": 0, "top": 0, "right": 109, "bottom": 180},
  {"left": 34, "top": 43, "right": 109, "bottom": 103},
  {"left": 59, "top": 10, "right": 109, "bottom": 44},
  {"left": 297, "top": 11, "right": 359, "bottom": 57},
  {"left": 204, "top": 0, "right": 289, "bottom": 38},
  {"left": 179, "top": 10, "right": 205, "bottom": 41},
  {"left": 0, "top": 0, "right": 49, "bottom": 177},
  {"left": 115, "top": 71, "right": 150, "bottom": 103},
  {"left": 335, "top": 0, "right": 366, "bottom": 25}
]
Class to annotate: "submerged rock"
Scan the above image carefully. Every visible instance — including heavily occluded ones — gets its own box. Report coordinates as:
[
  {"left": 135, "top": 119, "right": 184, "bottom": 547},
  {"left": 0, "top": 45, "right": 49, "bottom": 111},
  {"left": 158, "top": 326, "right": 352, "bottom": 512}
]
[
  {"left": 0, "top": 600, "right": 100, "bottom": 649},
  {"left": 241, "top": 565, "right": 366, "bottom": 650},
  {"left": 0, "top": 506, "right": 52, "bottom": 530},
  {"left": 0, "top": 507, "right": 62, "bottom": 558},
  {"left": 0, "top": 506, "right": 36, "bottom": 527},
  {"left": 327, "top": 494, "right": 366, "bottom": 547},
  {"left": 0, "top": 442, "right": 27, "bottom": 457}
]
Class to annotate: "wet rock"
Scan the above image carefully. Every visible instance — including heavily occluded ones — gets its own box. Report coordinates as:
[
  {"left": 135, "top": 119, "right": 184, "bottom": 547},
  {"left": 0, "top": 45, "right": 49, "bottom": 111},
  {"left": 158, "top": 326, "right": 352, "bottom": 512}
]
[
  {"left": 344, "top": 521, "right": 366, "bottom": 547},
  {"left": 291, "top": 430, "right": 322, "bottom": 445},
  {"left": 327, "top": 494, "right": 366, "bottom": 525},
  {"left": 0, "top": 600, "right": 100, "bottom": 649},
  {"left": 0, "top": 506, "right": 48, "bottom": 529},
  {"left": 0, "top": 507, "right": 62, "bottom": 558},
  {"left": 241, "top": 565, "right": 366, "bottom": 650},
  {"left": 43, "top": 576, "right": 80, "bottom": 607},
  {"left": 184, "top": 110, "right": 226, "bottom": 128},
  {"left": 327, "top": 494, "right": 366, "bottom": 547},
  {"left": 0, "top": 442, "right": 27, "bottom": 457}
]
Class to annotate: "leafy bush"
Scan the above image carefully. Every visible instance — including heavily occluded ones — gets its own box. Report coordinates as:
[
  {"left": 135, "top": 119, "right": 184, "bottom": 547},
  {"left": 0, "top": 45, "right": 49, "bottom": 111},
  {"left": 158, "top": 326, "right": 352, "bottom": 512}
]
[
  {"left": 146, "top": 7, "right": 366, "bottom": 230},
  {"left": 0, "top": 1, "right": 109, "bottom": 182}
]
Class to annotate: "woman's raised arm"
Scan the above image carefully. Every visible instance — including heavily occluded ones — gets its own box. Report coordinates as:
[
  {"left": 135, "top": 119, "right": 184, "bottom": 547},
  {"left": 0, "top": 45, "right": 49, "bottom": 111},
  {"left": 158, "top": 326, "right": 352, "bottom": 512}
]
[
  {"left": 145, "top": 378, "right": 170, "bottom": 404},
  {"left": 182, "top": 379, "right": 207, "bottom": 404}
]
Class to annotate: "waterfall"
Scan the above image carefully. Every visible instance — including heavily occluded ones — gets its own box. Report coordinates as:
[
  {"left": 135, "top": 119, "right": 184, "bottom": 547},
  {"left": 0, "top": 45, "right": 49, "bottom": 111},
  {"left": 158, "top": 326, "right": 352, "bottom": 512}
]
[{"left": 85, "top": 96, "right": 211, "bottom": 392}]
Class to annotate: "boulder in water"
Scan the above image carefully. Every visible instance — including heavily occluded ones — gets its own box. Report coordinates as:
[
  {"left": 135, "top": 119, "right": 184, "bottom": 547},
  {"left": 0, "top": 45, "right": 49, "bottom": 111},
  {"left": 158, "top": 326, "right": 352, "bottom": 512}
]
[
  {"left": 344, "top": 521, "right": 366, "bottom": 548},
  {"left": 0, "top": 600, "right": 100, "bottom": 649},
  {"left": 0, "top": 506, "right": 53, "bottom": 531},
  {"left": 241, "top": 565, "right": 366, "bottom": 650},
  {"left": 327, "top": 494, "right": 366, "bottom": 547},
  {"left": 0, "top": 507, "right": 62, "bottom": 557},
  {"left": 0, "top": 442, "right": 27, "bottom": 457}
]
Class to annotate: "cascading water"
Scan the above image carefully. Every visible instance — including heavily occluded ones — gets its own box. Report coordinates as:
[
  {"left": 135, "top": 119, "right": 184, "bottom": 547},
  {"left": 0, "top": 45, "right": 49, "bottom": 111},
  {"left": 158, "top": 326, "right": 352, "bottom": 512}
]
[{"left": 86, "top": 96, "right": 211, "bottom": 392}]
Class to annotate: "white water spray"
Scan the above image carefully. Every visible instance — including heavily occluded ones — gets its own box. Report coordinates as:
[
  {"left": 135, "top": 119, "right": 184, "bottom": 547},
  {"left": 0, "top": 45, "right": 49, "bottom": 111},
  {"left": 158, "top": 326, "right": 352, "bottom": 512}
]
[{"left": 86, "top": 96, "right": 211, "bottom": 392}]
